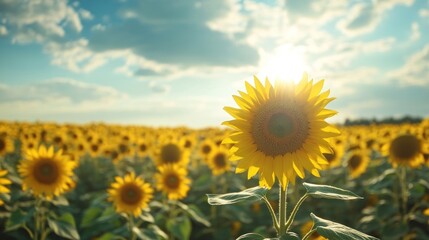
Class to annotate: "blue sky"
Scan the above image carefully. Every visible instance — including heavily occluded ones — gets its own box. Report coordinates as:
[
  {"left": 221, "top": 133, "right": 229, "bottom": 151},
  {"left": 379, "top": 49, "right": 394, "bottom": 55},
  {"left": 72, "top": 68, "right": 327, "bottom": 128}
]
[{"left": 0, "top": 0, "right": 428, "bottom": 127}]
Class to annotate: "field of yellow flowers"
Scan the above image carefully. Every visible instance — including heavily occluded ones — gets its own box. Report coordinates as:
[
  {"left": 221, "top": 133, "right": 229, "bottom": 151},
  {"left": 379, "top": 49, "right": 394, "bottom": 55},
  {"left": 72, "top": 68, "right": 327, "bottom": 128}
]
[
  {"left": 1, "top": 77, "right": 429, "bottom": 240},
  {"left": 0, "top": 119, "right": 428, "bottom": 239}
]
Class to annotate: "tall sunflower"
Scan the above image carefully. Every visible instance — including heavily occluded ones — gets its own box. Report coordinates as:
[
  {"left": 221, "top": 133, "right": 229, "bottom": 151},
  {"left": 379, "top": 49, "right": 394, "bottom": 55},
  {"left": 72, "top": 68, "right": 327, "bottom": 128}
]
[
  {"left": 223, "top": 74, "right": 339, "bottom": 189},
  {"left": 155, "top": 164, "right": 191, "bottom": 200},
  {"left": 382, "top": 133, "right": 427, "bottom": 168},
  {"left": 18, "top": 145, "right": 77, "bottom": 199},
  {"left": 0, "top": 169, "right": 12, "bottom": 206},
  {"left": 108, "top": 172, "right": 154, "bottom": 217}
]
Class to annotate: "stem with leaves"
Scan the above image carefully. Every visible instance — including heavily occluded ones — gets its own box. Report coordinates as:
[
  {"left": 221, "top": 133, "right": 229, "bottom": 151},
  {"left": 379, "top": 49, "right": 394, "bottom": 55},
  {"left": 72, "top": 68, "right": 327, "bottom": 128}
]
[{"left": 128, "top": 214, "right": 137, "bottom": 240}]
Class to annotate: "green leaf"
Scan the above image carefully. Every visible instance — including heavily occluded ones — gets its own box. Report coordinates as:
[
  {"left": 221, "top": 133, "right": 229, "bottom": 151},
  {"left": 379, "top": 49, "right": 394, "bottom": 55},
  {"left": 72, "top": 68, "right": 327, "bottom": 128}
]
[
  {"left": 5, "top": 209, "right": 34, "bottom": 231},
  {"left": 47, "top": 215, "right": 80, "bottom": 240},
  {"left": 311, "top": 213, "right": 379, "bottom": 240},
  {"left": 303, "top": 182, "right": 362, "bottom": 200},
  {"left": 51, "top": 196, "right": 69, "bottom": 206},
  {"left": 207, "top": 186, "right": 268, "bottom": 205},
  {"left": 166, "top": 215, "right": 191, "bottom": 240},
  {"left": 175, "top": 202, "right": 211, "bottom": 227},
  {"left": 236, "top": 232, "right": 265, "bottom": 240},
  {"left": 133, "top": 226, "right": 151, "bottom": 240},
  {"left": 146, "top": 224, "right": 168, "bottom": 240},
  {"left": 81, "top": 207, "right": 102, "bottom": 228},
  {"left": 59, "top": 212, "right": 77, "bottom": 228},
  {"left": 139, "top": 211, "right": 155, "bottom": 223}
]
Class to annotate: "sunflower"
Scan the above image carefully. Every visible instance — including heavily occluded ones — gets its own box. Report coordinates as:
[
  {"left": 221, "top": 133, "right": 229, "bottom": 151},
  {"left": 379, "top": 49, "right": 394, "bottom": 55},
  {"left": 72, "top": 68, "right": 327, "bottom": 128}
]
[
  {"left": 0, "top": 136, "right": 14, "bottom": 156},
  {"left": 155, "top": 164, "right": 191, "bottom": 200},
  {"left": 18, "top": 145, "right": 77, "bottom": 199},
  {"left": 382, "top": 133, "right": 427, "bottom": 168},
  {"left": 198, "top": 139, "right": 216, "bottom": 160},
  {"left": 136, "top": 138, "right": 153, "bottom": 158},
  {"left": 207, "top": 147, "right": 231, "bottom": 176},
  {"left": 223, "top": 74, "right": 339, "bottom": 189},
  {"left": 0, "top": 169, "right": 12, "bottom": 206},
  {"left": 108, "top": 172, "right": 154, "bottom": 217},
  {"left": 154, "top": 140, "right": 189, "bottom": 167},
  {"left": 346, "top": 150, "right": 370, "bottom": 179}
]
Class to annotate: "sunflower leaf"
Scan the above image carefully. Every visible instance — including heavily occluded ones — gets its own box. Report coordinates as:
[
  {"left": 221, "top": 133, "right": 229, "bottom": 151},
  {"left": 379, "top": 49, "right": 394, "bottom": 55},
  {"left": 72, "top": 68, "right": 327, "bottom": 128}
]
[
  {"left": 207, "top": 186, "right": 268, "bottom": 205},
  {"left": 311, "top": 213, "right": 379, "bottom": 240},
  {"left": 303, "top": 182, "right": 362, "bottom": 200},
  {"left": 47, "top": 214, "right": 80, "bottom": 240},
  {"left": 175, "top": 202, "right": 211, "bottom": 227}
]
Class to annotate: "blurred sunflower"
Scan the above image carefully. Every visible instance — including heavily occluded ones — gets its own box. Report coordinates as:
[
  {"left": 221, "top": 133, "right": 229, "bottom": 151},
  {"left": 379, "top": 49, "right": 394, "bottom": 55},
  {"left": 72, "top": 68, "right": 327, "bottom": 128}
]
[
  {"left": 156, "top": 164, "right": 190, "bottom": 200},
  {"left": 108, "top": 172, "right": 153, "bottom": 217},
  {"left": 300, "top": 221, "right": 326, "bottom": 240},
  {"left": 0, "top": 169, "right": 12, "bottom": 206},
  {"left": 155, "top": 140, "right": 189, "bottom": 167},
  {"left": 18, "top": 145, "right": 77, "bottom": 199},
  {"left": 0, "top": 136, "right": 14, "bottom": 156},
  {"left": 382, "top": 133, "right": 427, "bottom": 168},
  {"left": 207, "top": 147, "right": 231, "bottom": 176},
  {"left": 198, "top": 139, "right": 216, "bottom": 160},
  {"left": 136, "top": 138, "right": 153, "bottom": 158},
  {"left": 346, "top": 150, "right": 370, "bottom": 178},
  {"left": 223, "top": 74, "right": 339, "bottom": 189}
]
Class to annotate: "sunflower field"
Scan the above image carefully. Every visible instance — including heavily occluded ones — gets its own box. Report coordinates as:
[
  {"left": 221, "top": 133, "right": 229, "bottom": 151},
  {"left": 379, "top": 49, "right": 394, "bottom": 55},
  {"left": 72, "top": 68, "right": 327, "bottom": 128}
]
[{"left": 0, "top": 76, "right": 429, "bottom": 240}]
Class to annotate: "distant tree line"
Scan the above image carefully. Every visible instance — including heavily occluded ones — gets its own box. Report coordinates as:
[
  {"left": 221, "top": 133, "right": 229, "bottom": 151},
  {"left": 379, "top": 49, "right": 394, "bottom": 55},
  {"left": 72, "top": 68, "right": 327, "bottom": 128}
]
[{"left": 343, "top": 115, "right": 423, "bottom": 126}]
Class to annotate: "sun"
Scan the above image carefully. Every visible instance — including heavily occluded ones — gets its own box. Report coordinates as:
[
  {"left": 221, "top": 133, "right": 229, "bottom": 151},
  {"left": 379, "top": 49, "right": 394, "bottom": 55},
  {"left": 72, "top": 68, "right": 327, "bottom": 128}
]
[{"left": 257, "top": 45, "right": 306, "bottom": 83}]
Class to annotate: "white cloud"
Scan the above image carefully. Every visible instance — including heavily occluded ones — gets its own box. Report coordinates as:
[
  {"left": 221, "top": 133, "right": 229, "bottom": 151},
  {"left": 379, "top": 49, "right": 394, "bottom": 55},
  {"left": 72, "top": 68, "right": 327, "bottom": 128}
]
[
  {"left": 0, "top": 0, "right": 83, "bottom": 43},
  {"left": 91, "top": 24, "right": 106, "bottom": 32},
  {"left": 337, "top": 0, "right": 414, "bottom": 36},
  {"left": 79, "top": 9, "right": 93, "bottom": 20},
  {"left": 410, "top": 22, "right": 420, "bottom": 41},
  {"left": 388, "top": 44, "right": 429, "bottom": 86},
  {"left": 420, "top": 9, "right": 429, "bottom": 18}
]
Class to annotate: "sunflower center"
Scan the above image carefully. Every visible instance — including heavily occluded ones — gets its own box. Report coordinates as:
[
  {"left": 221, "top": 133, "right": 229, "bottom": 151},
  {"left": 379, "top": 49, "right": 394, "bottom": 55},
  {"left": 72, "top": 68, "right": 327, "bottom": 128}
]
[
  {"left": 161, "top": 144, "right": 181, "bottom": 163},
  {"left": 184, "top": 140, "right": 192, "bottom": 148},
  {"left": 390, "top": 135, "right": 421, "bottom": 160},
  {"left": 202, "top": 145, "right": 211, "bottom": 154},
  {"left": 120, "top": 184, "right": 142, "bottom": 205},
  {"left": 165, "top": 174, "right": 180, "bottom": 189},
  {"left": 91, "top": 144, "right": 99, "bottom": 152},
  {"left": 119, "top": 144, "right": 129, "bottom": 154},
  {"left": 0, "top": 139, "right": 5, "bottom": 151},
  {"left": 214, "top": 153, "right": 227, "bottom": 168},
  {"left": 348, "top": 154, "right": 362, "bottom": 170},
  {"left": 139, "top": 144, "right": 147, "bottom": 152},
  {"left": 268, "top": 113, "right": 294, "bottom": 138},
  {"left": 252, "top": 100, "right": 309, "bottom": 156},
  {"left": 34, "top": 159, "right": 59, "bottom": 184}
]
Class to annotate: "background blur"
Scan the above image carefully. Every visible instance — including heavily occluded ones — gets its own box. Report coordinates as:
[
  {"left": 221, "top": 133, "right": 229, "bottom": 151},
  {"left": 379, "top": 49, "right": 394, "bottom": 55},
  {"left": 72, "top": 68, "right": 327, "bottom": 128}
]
[{"left": 0, "top": 0, "right": 428, "bottom": 127}]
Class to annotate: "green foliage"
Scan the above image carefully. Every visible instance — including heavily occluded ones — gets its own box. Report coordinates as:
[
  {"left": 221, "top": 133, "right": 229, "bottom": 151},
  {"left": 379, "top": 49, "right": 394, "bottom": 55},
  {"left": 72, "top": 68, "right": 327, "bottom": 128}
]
[
  {"left": 311, "top": 213, "right": 379, "bottom": 240},
  {"left": 303, "top": 182, "right": 362, "bottom": 200}
]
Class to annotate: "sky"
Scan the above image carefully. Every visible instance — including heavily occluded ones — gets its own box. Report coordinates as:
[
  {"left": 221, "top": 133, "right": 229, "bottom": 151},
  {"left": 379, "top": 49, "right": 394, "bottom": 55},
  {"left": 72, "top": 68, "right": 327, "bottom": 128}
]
[{"left": 0, "top": 0, "right": 428, "bottom": 128}]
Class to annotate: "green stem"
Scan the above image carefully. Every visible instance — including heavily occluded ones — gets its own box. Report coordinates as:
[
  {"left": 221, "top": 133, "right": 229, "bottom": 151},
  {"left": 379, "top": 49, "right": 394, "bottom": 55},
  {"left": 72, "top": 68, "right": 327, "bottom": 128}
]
[
  {"left": 398, "top": 166, "right": 408, "bottom": 223},
  {"left": 278, "top": 183, "right": 288, "bottom": 237},
  {"left": 302, "top": 228, "right": 317, "bottom": 240},
  {"left": 285, "top": 194, "right": 308, "bottom": 231},
  {"left": 22, "top": 224, "right": 34, "bottom": 239},
  {"left": 262, "top": 196, "right": 279, "bottom": 232},
  {"left": 128, "top": 214, "right": 137, "bottom": 240}
]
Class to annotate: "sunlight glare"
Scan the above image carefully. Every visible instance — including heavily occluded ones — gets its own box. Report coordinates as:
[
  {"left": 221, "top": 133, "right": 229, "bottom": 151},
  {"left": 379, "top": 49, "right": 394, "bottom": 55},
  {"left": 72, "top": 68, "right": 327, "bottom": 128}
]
[{"left": 257, "top": 45, "right": 306, "bottom": 83}]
